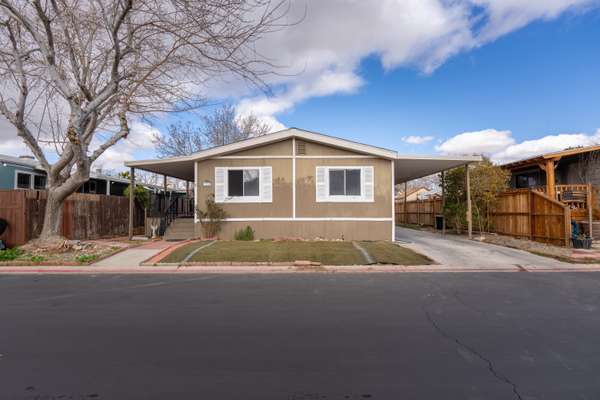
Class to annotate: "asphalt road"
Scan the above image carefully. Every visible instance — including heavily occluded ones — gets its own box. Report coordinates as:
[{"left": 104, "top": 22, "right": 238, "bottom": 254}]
[
  {"left": 2, "top": 273, "right": 600, "bottom": 400},
  {"left": 395, "top": 226, "right": 569, "bottom": 267}
]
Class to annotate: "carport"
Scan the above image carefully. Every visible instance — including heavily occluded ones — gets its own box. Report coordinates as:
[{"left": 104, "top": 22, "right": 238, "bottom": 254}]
[{"left": 394, "top": 154, "right": 482, "bottom": 239}]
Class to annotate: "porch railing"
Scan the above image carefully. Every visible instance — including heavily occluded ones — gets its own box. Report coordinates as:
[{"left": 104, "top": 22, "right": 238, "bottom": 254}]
[
  {"left": 158, "top": 196, "right": 194, "bottom": 236},
  {"left": 533, "top": 184, "right": 593, "bottom": 220}
]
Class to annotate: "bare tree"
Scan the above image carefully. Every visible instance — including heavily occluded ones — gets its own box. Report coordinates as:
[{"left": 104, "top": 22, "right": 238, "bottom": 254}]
[
  {"left": 154, "top": 103, "right": 271, "bottom": 157},
  {"left": 0, "top": 0, "right": 288, "bottom": 246},
  {"left": 577, "top": 150, "right": 600, "bottom": 184}
]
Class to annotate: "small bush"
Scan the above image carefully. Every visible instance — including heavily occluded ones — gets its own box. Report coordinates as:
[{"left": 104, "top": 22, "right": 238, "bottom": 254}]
[
  {"left": 196, "top": 195, "right": 228, "bottom": 238},
  {"left": 234, "top": 226, "right": 255, "bottom": 241},
  {"left": 0, "top": 248, "right": 23, "bottom": 261},
  {"left": 76, "top": 254, "right": 97, "bottom": 264},
  {"left": 30, "top": 255, "right": 45, "bottom": 263}
]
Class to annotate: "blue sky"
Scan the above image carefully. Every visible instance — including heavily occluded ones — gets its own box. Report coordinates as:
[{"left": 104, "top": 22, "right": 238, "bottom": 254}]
[
  {"left": 2, "top": 0, "right": 600, "bottom": 170},
  {"left": 269, "top": 9, "right": 600, "bottom": 159}
]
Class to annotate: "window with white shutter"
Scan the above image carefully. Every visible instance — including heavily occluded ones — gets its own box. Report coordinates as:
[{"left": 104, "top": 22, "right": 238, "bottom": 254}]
[
  {"left": 315, "top": 166, "right": 374, "bottom": 202},
  {"left": 214, "top": 166, "right": 272, "bottom": 203}
]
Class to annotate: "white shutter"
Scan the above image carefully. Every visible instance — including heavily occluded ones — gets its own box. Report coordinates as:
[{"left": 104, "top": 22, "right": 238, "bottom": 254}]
[
  {"left": 363, "top": 166, "right": 374, "bottom": 202},
  {"left": 316, "top": 166, "right": 327, "bottom": 202},
  {"left": 260, "top": 167, "right": 272, "bottom": 202},
  {"left": 214, "top": 167, "right": 226, "bottom": 203}
]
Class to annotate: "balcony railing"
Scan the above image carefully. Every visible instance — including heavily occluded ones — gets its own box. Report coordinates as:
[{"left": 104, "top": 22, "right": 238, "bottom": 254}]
[{"left": 533, "top": 184, "right": 592, "bottom": 219}]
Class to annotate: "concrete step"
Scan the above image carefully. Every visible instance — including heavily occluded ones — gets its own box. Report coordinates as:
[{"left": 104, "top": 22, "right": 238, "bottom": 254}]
[{"left": 163, "top": 218, "right": 195, "bottom": 240}]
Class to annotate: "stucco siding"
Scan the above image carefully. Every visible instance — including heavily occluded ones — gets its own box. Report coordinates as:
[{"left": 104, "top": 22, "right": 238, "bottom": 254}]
[
  {"left": 196, "top": 158, "right": 293, "bottom": 218},
  {"left": 195, "top": 220, "right": 392, "bottom": 241},
  {"left": 224, "top": 139, "right": 293, "bottom": 157},
  {"left": 295, "top": 158, "right": 392, "bottom": 218}
]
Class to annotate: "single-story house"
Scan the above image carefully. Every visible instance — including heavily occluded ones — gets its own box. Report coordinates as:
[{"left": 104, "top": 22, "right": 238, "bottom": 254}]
[
  {"left": 395, "top": 186, "right": 439, "bottom": 202},
  {"left": 126, "top": 128, "right": 480, "bottom": 241},
  {"left": 0, "top": 153, "right": 167, "bottom": 196},
  {"left": 501, "top": 144, "right": 600, "bottom": 221}
]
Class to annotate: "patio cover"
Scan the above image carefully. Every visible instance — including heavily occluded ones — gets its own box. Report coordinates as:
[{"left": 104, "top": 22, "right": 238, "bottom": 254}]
[{"left": 394, "top": 155, "right": 482, "bottom": 184}]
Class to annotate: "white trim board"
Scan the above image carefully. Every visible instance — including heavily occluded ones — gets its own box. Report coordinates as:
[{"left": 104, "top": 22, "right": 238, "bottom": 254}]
[{"left": 199, "top": 217, "right": 393, "bottom": 222}]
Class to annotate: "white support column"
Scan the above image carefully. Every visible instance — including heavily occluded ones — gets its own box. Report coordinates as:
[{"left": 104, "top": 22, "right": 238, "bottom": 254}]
[
  {"left": 106, "top": 179, "right": 111, "bottom": 196},
  {"left": 128, "top": 167, "right": 135, "bottom": 240},
  {"left": 466, "top": 163, "right": 473, "bottom": 240},
  {"left": 391, "top": 159, "right": 395, "bottom": 241},
  {"left": 194, "top": 161, "right": 199, "bottom": 223},
  {"left": 292, "top": 137, "right": 296, "bottom": 219}
]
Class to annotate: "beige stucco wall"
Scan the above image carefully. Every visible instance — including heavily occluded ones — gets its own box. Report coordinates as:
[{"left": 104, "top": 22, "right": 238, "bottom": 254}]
[
  {"left": 196, "top": 158, "right": 293, "bottom": 218},
  {"left": 194, "top": 138, "right": 394, "bottom": 240},
  {"left": 195, "top": 220, "right": 392, "bottom": 241},
  {"left": 295, "top": 157, "right": 392, "bottom": 218}
]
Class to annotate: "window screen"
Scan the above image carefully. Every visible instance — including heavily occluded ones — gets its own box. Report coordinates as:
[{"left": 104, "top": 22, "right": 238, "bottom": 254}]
[
  {"left": 328, "top": 169, "right": 361, "bottom": 196},
  {"left": 34, "top": 175, "right": 46, "bottom": 189},
  {"left": 228, "top": 169, "right": 260, "bottom": 197},
  {"left": 16, "top": 173, "right": 31, "bottom": 189}
]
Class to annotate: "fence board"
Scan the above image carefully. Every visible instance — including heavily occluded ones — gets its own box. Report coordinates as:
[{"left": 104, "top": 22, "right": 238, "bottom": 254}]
[
  {"left": 0, "top": 189, "right": 144, "bottom": 247},
  {"left": 395, "top": 189, "right": 571, "bottom": 247}
]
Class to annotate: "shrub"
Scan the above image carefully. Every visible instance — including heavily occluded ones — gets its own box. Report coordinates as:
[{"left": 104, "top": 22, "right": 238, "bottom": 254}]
[
  {"left": 0, "top": 248, "right": 23, "bottom": 261},
  {"left": 30, "top": 255, "right": 45, "bottom": 263},
  {"left": 76, "top": 254, "right": 97, "bottom": 264},
  {"left": 234, "top": 226, "right": 255, "bottom": 241},
  {"left": 196, "top": 195, "right": 228, "bottom": 238}
]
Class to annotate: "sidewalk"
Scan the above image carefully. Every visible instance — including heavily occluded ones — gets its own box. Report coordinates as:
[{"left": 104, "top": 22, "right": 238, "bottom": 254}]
[
  {"left": 92, "top": 241, "right": 173, "bottom": 267},
  {"left": 1, "top": 263, "right": 600, "bottom": 274}
]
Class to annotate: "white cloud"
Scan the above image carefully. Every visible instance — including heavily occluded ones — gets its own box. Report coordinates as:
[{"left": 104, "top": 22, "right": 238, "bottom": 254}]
[
  {"left": 402, "top": 135, "right": 435, "bottom": 145},
  {"left": 231, "top": 0, "right": 596, "bottom": 128},
  {"left": 493, "top": 130, "right": 600, "bottom": 163},
  {"left": 437, "top": 128, "right": 600, "bottom": 164},
  {"left": 436, "top": 129, "right": 515, "bottom": 155}
]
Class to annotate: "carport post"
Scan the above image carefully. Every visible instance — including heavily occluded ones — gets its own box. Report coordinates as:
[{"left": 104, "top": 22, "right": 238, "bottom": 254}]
[
  {"left": 403, "top": 181, "right": 408, "bottom": 224},
  {"left": 128, "top": 167, "right": 135, "bottom": 240},
  {"left": 465, "top": 164, "right": 473, "bottom": 239},
  {"left": 441, "top": 170, "right": 446, "bottom": 235},
  {"left": 163, "top": 175, "right": 167, "bottom": 213}
]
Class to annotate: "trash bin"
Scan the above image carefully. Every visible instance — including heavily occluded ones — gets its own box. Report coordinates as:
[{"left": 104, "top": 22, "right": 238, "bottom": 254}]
[{"left": 435, "top": 215, "right": 444, "bottom": 230}]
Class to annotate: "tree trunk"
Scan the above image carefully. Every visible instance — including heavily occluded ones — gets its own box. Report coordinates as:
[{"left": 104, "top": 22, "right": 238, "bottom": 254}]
[{"left": 37, "top": 189, "right": 67, "bottom": 245}]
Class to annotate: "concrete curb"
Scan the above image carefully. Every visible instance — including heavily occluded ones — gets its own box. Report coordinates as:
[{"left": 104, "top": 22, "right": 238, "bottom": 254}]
[{"left": 1, "top": 264, "right": 600, "bottom": 274}]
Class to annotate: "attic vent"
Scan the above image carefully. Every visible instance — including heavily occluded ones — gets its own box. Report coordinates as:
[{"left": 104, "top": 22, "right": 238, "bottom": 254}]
[{"left": 296, "top": 140, "right": 306, "bottom": 155}]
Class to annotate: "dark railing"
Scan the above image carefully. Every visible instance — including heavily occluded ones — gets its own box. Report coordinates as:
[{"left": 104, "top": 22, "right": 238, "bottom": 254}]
[{"left": 158, "top": 196, "right": 194, "bottom": 236}]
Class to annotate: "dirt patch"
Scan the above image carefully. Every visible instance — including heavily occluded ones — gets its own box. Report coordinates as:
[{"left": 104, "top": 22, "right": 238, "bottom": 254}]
[{"left": 0, "top": 239, "right": 136, "bottom": 266}]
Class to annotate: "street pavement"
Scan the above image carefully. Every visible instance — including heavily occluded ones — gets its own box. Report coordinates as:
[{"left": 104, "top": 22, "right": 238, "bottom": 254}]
[{"left": 1, "top": 272, "right": 600, "bottom": 399}]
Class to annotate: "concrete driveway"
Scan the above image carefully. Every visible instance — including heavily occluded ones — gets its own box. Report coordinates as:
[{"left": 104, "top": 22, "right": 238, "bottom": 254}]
[{"left": 395, "top": 226, "right": 569, "bottom": 268}]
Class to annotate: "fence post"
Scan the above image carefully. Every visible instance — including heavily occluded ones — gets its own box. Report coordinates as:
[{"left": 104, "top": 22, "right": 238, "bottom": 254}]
[
  {"left": 588, "top": 183, "right": 593, "bottom": 240},
  {"left": 529, "top": 190, "right": 534, "bottom": 241}
]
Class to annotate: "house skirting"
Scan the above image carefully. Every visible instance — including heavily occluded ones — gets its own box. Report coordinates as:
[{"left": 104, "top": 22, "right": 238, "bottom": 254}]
[{"left": 195, "top": 219, "right": 393, "bottom": 241}]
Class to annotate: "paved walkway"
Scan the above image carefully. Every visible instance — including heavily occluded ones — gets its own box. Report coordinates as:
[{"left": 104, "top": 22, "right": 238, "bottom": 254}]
[
  {"left": 92, "top": 241, "right": 172, "bottom": 267},
  {"left": 395, "top": 226, "right": 569, "bottom": 268}
]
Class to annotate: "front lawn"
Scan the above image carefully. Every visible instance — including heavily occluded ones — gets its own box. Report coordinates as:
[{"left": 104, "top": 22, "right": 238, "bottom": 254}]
[
  {"left": 359, "top": 241, "right": 433, "bottom": 265},
  {"left": 158, "top": 240, "right": 432, "bottom": 266}
]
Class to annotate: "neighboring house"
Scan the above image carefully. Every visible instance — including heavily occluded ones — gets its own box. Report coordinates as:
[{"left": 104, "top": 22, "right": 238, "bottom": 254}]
[
  {"left": 126, "top": 128, "right": 478, "bottom": 241},
  {"left": 396, "top": 186, "right": 438, "bottom": 202},
  {"left": 501, "top": 144, "right": 600, "bottom": 221},
  {"left": 0, "top": 153, "right": 163, "bottom": 196}
]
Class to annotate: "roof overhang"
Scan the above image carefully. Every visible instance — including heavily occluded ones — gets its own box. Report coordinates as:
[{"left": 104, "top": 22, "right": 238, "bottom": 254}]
[
  {"left": 394, "top": 155, "right": 482, "bottom": 184},
  {"left": 125, "top": 128, "right": 481, "bottom": 182}
]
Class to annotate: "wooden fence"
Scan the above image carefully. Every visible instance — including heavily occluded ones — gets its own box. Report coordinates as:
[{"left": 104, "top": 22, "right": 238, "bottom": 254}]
[
  {"left": 395, "top": 189, "right": 571, "bottom": 246},
  {"left": 0, "top": 190, "right": 144, "bottom": 247}
]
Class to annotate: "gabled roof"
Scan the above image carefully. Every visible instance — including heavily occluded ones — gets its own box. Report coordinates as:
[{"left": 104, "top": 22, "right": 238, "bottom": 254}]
[
  {"left": 125, "top": 127, "right": 481, "bottom": 182},
  {"left": 501, "top": 144, "right": 600, "bottom": 170},
  {"left": 127, "top": 127, "right": 398, "bottom": 168}
]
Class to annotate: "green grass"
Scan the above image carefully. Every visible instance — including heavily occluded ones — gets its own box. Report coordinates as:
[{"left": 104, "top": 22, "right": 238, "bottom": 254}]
[
  {"left": 160, "top": 241, "right": 212, "bottom": 263},
  {"left": 159, "top": 240, "right": 433, "bottom": 266},
  {"left": 162, "top": 240, "right": 365, "bottom": 265},
  {"left": 359, "top": 241, "right": 433, "bottom": 265}
]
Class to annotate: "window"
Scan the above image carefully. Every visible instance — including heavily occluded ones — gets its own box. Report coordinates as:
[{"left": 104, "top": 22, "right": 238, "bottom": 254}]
[
  {"left": 214, "top": 167, "right": 272, "bottom": 203},
  {"left": 316, "top": 166, "right": 374, "bottom": 202},
  {"left": 34, "top": 175, "right": 46, "bottom": 190},
  {"left": 16, "top": 172, "right": 31, "bottom": 189},
  {"left": 228, "top": 169, "right": 259, "bottom": 197},
  {"left": 329, "top": 169, "right": 361, "bottom": 196}
]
